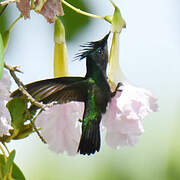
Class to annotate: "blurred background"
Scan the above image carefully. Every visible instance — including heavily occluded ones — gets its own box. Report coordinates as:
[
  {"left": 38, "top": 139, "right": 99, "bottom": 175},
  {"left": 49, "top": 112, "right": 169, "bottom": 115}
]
[{"left": 0, "top": 0, "right": 180, "bottom": 179}]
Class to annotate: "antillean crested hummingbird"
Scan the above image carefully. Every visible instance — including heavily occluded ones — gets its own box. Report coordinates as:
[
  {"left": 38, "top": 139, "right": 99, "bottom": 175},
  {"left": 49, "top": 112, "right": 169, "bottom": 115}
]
[{"left": 11, "top": 32, "right": 121, "bottom": 155}]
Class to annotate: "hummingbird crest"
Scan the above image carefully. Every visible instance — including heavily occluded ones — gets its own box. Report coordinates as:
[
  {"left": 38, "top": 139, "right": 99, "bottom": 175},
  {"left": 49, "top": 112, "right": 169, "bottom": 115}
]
[{"left": 75, "top": 32, "right": 110, "bottom": 78}]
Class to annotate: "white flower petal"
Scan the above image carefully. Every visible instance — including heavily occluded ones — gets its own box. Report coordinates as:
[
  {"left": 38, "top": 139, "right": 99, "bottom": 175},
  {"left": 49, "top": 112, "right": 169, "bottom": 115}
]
[
  {"left": 102, "top": 83, "right": 158, "bottom": 149},
  {"left": 0, "top": 117, "right": 10, "bottom": 137},
  {"left": 35, "top": 102, "right": 84, "bottom": 155},
  {"left": 0, "top": 70, "right": 11, "bottom": 137},
  {"left": 0, "top": 70, "right": 11, "bottom": 100}
]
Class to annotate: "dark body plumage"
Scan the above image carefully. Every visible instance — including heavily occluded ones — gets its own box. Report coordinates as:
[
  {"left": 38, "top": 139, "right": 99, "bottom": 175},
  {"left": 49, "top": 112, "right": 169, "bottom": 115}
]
[{"left": 11, "top": 33, "right": 112, "bottom": 155}]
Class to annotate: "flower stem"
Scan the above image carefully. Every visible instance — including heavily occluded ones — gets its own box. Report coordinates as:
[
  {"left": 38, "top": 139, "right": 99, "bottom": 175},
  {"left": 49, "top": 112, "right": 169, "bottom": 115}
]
[
  {"left": 0, "top": 143, "right": 6, "bottom": 156},
  {"left": 30, "top": 109, "right": 47, "bottom": 144},
  {"left": 2, "top": 142, "right": 9, "bottom": 154},
  {"left": 9, "top": 14, "right": 22, "bottom": 32},
  {"left": 4, "top": 63, "right": 56, "bottom": 110},
  {"left": 61, "top": 0, "right": 106, "bottom": 20},
  {"left": 30, "top": 0, "right": 34, "bottom": 9}
]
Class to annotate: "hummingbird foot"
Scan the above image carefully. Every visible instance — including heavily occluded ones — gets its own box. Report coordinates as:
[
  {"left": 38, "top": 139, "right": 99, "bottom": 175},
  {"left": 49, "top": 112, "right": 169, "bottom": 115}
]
[
  {"left": 111, "top": 82, "right": 123, "bottom": 97},
  {"left": 78, "top": 118, "right": 83, "bottom": 122}
]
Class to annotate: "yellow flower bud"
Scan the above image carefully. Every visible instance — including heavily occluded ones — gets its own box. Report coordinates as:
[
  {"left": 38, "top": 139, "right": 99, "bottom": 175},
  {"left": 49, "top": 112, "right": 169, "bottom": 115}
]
[{"left": 54, "top": 18, "right": 68, "bottom": 78}]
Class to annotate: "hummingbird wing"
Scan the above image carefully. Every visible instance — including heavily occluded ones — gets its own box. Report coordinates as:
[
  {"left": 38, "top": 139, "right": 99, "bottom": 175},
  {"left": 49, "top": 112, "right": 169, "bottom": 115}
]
[{"left": 11, "top": 77, "right": 88, "bottom": 104}]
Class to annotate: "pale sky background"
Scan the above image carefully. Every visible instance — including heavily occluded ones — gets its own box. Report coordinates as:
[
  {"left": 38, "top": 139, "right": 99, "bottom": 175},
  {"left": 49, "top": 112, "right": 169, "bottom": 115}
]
[{"left": 3, "top": 0, "right": 180, "bottom": 179}]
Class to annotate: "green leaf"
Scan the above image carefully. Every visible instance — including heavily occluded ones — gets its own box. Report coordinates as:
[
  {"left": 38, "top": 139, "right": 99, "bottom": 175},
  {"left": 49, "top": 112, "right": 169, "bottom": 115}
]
[
  {"left": 0, "top": 32, "right": 4, "bottom": 79},
  {"left": 6, "top": 98, "right": 28, "bottom": 129},
  {"left": 12, "top": 161, "right": 26, "bottom": 180},
  {"left": 1, "top": 152, "right": 26, "bottom": 180},
  {"left": 4, "top": 150, "right": 16, "bottom": 174},
  {"left": 12, "top": 123, "right": 33, "bottom": 140},
  {"left": 61, "top": 0, "right": 90, "bottom": 40}
]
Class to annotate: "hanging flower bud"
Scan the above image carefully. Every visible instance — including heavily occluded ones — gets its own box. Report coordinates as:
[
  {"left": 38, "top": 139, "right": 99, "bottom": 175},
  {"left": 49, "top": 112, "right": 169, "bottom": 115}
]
[{"left": 54, "top": 18, "right": 68, "bottom": 77}]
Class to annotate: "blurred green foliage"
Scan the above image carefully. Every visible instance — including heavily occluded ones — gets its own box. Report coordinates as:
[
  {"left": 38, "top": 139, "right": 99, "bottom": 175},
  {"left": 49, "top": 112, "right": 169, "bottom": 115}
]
[
  {"left": 165, "top": 133, "right": 180, "bottom": 180},
  {"left": 166, "top": 156, "right": 180, "bottom": 180},
  {"left": 60, "top": 0, "right": 90, "bottom": 40}
]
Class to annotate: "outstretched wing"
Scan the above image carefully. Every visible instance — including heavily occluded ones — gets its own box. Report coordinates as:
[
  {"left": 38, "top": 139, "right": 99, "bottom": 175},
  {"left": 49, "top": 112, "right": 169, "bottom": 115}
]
[{"left": 11, "top": 77, "right": 88, "bottom": 104}]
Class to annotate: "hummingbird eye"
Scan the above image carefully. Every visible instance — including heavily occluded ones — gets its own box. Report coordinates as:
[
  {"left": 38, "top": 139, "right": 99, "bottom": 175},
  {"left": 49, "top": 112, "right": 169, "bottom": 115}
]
[{"left": 97, "top": 48, "right": 103, "bottom": 55}]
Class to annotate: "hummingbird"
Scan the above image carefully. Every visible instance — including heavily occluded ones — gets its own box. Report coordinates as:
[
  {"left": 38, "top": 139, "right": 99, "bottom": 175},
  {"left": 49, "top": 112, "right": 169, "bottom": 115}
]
[{"left": 11, "top": 32, "right": 121, "bottom": 155}]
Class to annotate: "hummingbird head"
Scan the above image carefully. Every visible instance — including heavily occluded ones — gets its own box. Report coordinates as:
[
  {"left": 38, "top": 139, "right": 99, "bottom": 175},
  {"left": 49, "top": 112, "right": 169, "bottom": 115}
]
[{"left": 76, "top": 32, "right": 110, "bottom": 75}]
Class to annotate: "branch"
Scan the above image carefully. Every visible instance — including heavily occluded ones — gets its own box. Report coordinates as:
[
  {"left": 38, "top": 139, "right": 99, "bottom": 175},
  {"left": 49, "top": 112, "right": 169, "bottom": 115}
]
[
  {"left": 4, "top": 63, "right": 56, "bottom": 109},
  {"left": 4, "top": 63, "right": 56, "bottom": 143}
]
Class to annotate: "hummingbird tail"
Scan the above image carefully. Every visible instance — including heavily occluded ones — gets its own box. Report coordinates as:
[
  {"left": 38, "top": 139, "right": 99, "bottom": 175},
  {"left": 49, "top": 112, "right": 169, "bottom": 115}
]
[{"left": 78, "top": 116, "right": 101, "bottom": 155}]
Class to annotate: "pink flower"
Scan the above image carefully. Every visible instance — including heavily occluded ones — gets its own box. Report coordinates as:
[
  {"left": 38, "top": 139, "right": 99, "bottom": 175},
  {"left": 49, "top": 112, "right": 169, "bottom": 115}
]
[
  {"left": 35, "top": 102, "right": 84, "bottom": 155},
  {"left": 0, "top": 70, "right": 11, "bottom": 137},
  {"left": 102, "top": 83, "right": 158, "bottom": 149}
]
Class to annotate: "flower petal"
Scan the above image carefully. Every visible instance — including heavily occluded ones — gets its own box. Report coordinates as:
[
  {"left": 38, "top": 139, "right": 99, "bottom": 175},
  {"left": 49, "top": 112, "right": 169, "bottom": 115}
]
[
  {"left": 0, "top": 70, "right": 11, "bottom": 137},
  {"left": 35, "top": 102, "right": 84, "bottom": 155},
  {"left": 103, "top": 83, "right": 158, "bottom": 149}
]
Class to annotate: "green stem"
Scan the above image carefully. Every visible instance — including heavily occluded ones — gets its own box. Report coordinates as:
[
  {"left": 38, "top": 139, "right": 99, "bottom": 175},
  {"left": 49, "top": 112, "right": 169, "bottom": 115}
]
[
  {"left": 61, "top": 0, "right": 109, "bottom": 21},
  {"left": 30, "top": 109, "right": 47, "bottom": 144},
  {"left": 0, "top": 143, "right": 6, "bottom": 156},
  {"left": 30, "top": 0, "right": 34, "bottom": 9},
  {"left": 2, "top": 142, "right": 9, "bottom": 154},
  {"left": 8, "top": 14, "right": 22, "bottom": 32}
]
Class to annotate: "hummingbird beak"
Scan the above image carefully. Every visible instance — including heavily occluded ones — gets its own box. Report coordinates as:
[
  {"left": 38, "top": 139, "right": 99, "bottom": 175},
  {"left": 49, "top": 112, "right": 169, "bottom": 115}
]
[{"left": 101, "top": 32, "right": 111, "bottom": 44}]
